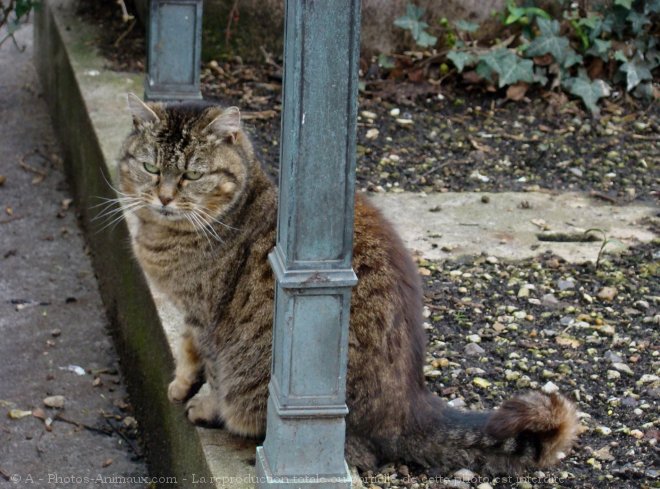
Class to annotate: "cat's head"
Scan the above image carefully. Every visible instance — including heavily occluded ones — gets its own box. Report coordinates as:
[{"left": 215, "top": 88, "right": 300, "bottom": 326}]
[{"left": 118, "top": 93, "right": 252, "bottom": 225}]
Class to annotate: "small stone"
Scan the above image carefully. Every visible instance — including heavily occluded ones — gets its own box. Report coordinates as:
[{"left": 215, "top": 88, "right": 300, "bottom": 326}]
[
  {"left": 464, "top": 343, "right": 485, "bottom": 356},
  {"left": 473, "top": 377, "right": 491, "bottom": 389},
  {"left": 596, "top": 426, "right": 612, "bottom": 436},
  {"left": 557, "top": 279, "right": 575, "bottom": 290},
  {"left": 448, "top": 398, "right": 466, "bottom": 408},
  {"left": 513, "top": 310, "right": 527, "bottom": 319},
  {"left": 8, "top": 409, "right": 33, "bottom": 419},
  {"left": 612, "top": 363, "right": 634, "bottom": 376},
  {"left": 453, "top": 469, "right": 476, "bottom": 482},
  {"left": 518, "top": 286, "right": 530, "bottom": 298},
  {"left": 425, "top": 369, "right": 443, "bottom": 378},
  {"left": 593, "top": 446, "right": 614, "bottom": 461},
  {"left": 122, "top": 416, "right": 138, "bottom": 429},
  {"left": 597, "top": 287, "right": 618, "bottom": 301},
  {"left": 361, "top": 110, "right": 377, "bottom": 120},
  {"left": 466, "top": 334, "right": 481, "bottom": 343},
  {"left": 432, "top": 358, "right": 449, "bottom": 368},
  {"left": 607, "top": 370, "right": 621, "bottom": 380},
  {"left": 604, "top": 350, "right": 624, "bottom": 363},
  {"left": 630, "top": 429, "right": 644, "bottom": 439},
  {"left": 542, "top": 381, "right": 559, "bottom": 394},
  {"left": 43, "top": 395, "right": 65, "bottom": 409},
  {"left": 0, "top": 175, "right": 6, "bottom": 186},
  {"left": 365, "top": 128, "right": 379, "bottom": 140},
  {"left": 477, "top": 484, "right": 493, "bottom": 489},
  {"left": 569, "top": 167, "right": 583, "bottom": 177},
  {"left": 639, "top": 374, "right": 659, "bottom": 384},
  {"left": 389, "top": 108, "right": 400, "bottom": 117},
  {"left": 505, "top": 370, "right": 521, "bottom": 381},
  {"left": 586, "top": 458, "right": 602, "bottom": 470},
  {"left": 481, "top": 195, "right": 490, "bottom": 204},
  {"left": 542, "top": 294, "right": 559, "bottom": 306},
  {"left": 51, "top": 328, "right": 62, "bottom": 337},
  {"left": 560, "top": 315, "right": 575, "bottom": 326},
  {"left": 396, "top": 118, "right": 414, "bottom": 126},
  {"left": 599, "top": 324, "right": 616, "bottom": 336},
  {"left": 634, "top": 300, "right": 650, "bottom": 311}
]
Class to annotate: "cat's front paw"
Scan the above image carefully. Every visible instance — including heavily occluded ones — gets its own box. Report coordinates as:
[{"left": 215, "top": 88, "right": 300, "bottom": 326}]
[
  {"left": 186, "top": 394, "right": 224, "bottom": 428},
  {"left": 168, "top": 378, "right": 194, "bottom": 403}
]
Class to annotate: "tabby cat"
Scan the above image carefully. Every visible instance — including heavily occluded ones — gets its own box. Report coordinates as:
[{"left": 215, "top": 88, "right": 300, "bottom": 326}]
[{"left": 118, "top": 93, "right": 579, "bottom": 474}]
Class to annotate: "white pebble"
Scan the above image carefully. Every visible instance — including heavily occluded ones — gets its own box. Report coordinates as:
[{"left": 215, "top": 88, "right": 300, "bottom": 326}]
[
  {"left": 389, "top": 108, "right": 400, "bottom": 117},
  {"left": 542, "top": 381, "right": 559, "bottom": 394}
]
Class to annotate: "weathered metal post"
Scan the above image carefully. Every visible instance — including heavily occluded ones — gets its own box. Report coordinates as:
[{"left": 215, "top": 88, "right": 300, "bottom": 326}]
[
  {"left": 255, "top": 0, "right": 361, "bottom": 487},
  {"left": 144, "top": 0, "right": 203, "bottom": 101}
]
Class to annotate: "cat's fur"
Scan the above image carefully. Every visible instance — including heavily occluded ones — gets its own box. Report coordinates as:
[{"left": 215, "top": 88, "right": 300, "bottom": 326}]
[{"left": 119, "top": 94, "right": 579, "bottom": 474}]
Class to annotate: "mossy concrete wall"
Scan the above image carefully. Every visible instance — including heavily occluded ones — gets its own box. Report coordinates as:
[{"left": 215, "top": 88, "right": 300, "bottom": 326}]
[{"left": 33, "top": 1, "right": 255, "bottom": 487}]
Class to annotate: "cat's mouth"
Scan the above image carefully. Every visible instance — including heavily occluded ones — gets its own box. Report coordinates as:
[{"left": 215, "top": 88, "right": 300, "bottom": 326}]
[{"left": 152, "top": 205, "right": 184, "bottom": 220}]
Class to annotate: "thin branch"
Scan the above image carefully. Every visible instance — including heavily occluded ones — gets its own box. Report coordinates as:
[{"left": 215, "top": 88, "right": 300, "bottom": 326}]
[{"left": 225, "top": 0, "right": 240, "bottom": 47}]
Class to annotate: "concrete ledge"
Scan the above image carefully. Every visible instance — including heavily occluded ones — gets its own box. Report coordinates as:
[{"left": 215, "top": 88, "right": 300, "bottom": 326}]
[{"left": 34, "top": 1, "right": 255, "bottom": 487}]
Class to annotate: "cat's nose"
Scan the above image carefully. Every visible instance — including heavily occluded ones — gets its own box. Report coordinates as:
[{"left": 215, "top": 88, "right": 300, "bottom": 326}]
[{"left": 159, "top": 195, "right": 174, "bottom": 206}]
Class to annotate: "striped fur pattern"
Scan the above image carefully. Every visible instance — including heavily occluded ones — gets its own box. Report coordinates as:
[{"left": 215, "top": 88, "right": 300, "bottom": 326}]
[{"left": 119, "top": 95, "right": 579, "bottom": 474}]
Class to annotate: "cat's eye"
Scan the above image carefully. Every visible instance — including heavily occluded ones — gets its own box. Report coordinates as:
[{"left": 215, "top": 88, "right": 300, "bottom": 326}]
[
  {"left": 143, "top": 162, "right": 160, "bottom": 174},
  {"left": 183, "top": 171, "right": 203, "bottom": 181}
]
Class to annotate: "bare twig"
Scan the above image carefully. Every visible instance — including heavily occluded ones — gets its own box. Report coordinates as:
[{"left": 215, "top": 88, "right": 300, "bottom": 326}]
[
  {"left": 114, "top": 18, "right": 136, "bottom": 48},
  {"left": 104, "top": 418, "right": 140, "bottom": 456},
  {"left": 225, "top": 0, "right": 240, "bottom": 47},
  {"left": 116, "top": 0, "right": 134, "bottom": 23},
  {"left": 54, "top": 413, "right": 113, "bottom": 436}
]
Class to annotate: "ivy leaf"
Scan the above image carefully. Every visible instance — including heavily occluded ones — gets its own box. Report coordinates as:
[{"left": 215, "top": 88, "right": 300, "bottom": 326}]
[
  {"left": 603, "top": 7, "right": 629, "bottom": 37},
  {"left": 563, "top": 70, "right": 611, "bottom": 115},
  {"left": 455, "top": 20, "right": 479, "bottom": 33},
  {"left": 620, "top": 53, "right": 653, "bottom": 92},
  {"left": 476, "top": 61, "right": 494, "bottom": 83},
  {"left": 479, "top": 49, "right": 534, "bottom": 88},
  {"left": 563, "top": 50, "right": 583, "bottom": 69},
  {"left": 416, "top": 31, "right": 438, "bottom": 48},
  {"left": 614, "top": 50, "right": 628, "bottom": 63},
  {"left": 525, "top": 19, "right": 570, "bottom": 64},
  {"left": 586, "top": 39, "right": 612, "bottom": 61},
  {"left": 394, "top": 4, "right": 438, "bottom": 47},
  {"left": 627, "top": 10, "right": 651, "bottom": 33},
  {"left": 447, "top": 50, "right": 476, "bottom": 72},
  {"left": 614, "top": 0, "right": 633, "bottom": 9},
  {"left": 645, "top": 0, "right": 660, "bottom": 14}
]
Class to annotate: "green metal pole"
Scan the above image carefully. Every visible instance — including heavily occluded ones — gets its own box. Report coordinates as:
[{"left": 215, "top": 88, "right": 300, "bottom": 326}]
[
  {"left": 255, "top": 0, "right": 361, "bottom": 487},
  {"left": 144, "top": 0, "right": 202, "bottom": 101}
]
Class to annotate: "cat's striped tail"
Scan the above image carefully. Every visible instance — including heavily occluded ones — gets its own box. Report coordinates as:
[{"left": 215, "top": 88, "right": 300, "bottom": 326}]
[{"left": 403, "top": 391, "right": 580, "bottom": 475}]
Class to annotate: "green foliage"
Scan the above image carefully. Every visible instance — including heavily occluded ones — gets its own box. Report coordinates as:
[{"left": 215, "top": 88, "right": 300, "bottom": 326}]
[
  {"left": 394, "top": 4, "right": 437, "bottom": 48},
  {"left": 0, "top": 0, "right": 40, "bottom": 48},
  {"left": 427, "top": 0, "right": 659, "bottom": 115},
  {"left": 562, "top": 70, "right": 611, "bottom": 116},
  {"left": 478, "top": 48, "right": 535, "bottom": 88}
]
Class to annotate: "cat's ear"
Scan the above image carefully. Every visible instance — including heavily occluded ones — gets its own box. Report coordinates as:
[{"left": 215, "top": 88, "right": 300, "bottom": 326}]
[
  {"left": 127, "top": 92, "right": 160, "bottom": 126},
  {"left": 205, "top": 106, "right": 241, "bottom": 144}
]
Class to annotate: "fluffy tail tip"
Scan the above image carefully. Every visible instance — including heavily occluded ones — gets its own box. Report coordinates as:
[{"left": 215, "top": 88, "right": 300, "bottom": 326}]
[{"left": 485, "top": 391, "right": 579, "bottom": 467}]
